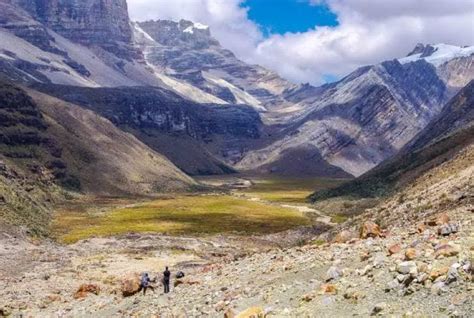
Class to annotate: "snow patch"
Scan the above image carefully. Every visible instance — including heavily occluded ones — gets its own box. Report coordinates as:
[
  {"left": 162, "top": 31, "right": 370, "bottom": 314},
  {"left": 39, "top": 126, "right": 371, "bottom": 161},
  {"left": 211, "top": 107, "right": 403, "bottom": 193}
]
[
  {"left": 193, "top": 23, "right": 209, "bottom": 30},
  {"left": 203, "top": 72, "right": 266, "bottom": 111},
  {"left": 132, "top": 23, "right": 156, "bottom": 43},
  {"left": 183, "top": 22, "right": 209, "bottom": 34},
  {"left": 152, "top": 71, "right": 228, "bottom": 105},
  {"left": 183, "top": 26, "right": 194, "bottom": 34},
  {"left": 399, "top": 44, "right": 474, "bottom": 66}
]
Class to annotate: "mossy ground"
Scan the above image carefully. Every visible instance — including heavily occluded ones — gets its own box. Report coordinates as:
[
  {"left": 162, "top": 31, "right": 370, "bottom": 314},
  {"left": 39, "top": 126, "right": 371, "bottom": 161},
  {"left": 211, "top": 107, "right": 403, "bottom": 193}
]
[{"left": 52, "top": 195, "right": 312, "bottom": 243}]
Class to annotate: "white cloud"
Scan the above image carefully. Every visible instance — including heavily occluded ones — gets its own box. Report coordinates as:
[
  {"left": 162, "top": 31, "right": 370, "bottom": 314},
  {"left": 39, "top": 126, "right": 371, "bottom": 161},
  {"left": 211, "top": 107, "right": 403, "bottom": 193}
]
[{"left": 128, "top": 0, "right": 474, "bottom": 85}]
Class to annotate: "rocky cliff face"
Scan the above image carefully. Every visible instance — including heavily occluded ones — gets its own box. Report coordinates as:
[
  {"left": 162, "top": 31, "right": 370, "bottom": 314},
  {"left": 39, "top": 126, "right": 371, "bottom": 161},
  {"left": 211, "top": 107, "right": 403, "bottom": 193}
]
[
  {"left": 13, "top": 0, "right": 138, "bottom": 59},
  {"left": 310, "top": 80, "right": 474, "bottom": 200},
  {"left": 135, "top": 19, "right": 295, "bottom": 109},
  {"left": 237, "top": 58, "right": 450, "bottom": 176},
  {"left": 33, "top": 83, "right": 262, "bottom": 175}
]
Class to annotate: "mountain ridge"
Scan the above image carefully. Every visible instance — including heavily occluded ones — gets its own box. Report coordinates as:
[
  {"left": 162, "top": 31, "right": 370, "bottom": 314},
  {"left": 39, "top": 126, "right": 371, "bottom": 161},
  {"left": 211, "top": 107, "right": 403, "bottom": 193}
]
[{"left": 0, "top": 0, "right": 473, "bottom": 178}]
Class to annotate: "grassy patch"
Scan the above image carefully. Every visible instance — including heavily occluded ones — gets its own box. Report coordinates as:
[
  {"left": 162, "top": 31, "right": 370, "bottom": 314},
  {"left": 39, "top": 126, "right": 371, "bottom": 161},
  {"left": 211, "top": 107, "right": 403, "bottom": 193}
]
[
  {"left": 330, "top": 214, "right": 349, "bottom": 224},
  {"left": 52, "top": 195, "right": 312, "bottom": 243},
  {"left": 243, "top": 177, "right": 346, "bottom": 204}
]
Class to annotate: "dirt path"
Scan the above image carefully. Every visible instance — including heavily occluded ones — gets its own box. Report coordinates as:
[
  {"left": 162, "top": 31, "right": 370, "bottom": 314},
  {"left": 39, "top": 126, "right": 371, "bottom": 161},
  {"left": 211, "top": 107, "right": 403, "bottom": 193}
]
[{"left": 229, "top": 184, "right": 335, "bottom": 226}]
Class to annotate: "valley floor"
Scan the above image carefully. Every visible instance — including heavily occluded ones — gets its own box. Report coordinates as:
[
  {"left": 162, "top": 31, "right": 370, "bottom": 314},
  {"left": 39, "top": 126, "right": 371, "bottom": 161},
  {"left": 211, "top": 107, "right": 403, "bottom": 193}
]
[{"left": 1, "top": 173, "right": 473, "bottom": 317}]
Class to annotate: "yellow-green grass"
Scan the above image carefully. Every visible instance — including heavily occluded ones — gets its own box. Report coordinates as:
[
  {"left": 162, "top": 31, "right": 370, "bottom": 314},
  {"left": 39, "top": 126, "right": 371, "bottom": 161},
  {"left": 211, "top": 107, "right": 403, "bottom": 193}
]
[
  {"left": 52, "top": 195, "right": 312, "bottom": 243},
  {"left": 243, "top": 177, "right": 347, "bottom": 204}
]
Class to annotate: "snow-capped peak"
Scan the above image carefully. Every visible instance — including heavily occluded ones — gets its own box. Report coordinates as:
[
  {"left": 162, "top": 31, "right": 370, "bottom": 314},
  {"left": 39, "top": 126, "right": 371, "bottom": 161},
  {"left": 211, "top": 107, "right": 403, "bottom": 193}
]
[
  {"left": 183, "top": 22, "right": 209, "bottom": 34},
  {"left": 399, "top": 43, "right": 474, "bottom": 66}
]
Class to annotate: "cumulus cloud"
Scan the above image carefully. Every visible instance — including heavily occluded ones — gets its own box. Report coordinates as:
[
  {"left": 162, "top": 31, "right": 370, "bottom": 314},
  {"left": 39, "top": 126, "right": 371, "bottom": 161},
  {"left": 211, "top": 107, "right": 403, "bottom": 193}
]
[{"left": 128, "top": 0, "right": 474, "bottom": 85}]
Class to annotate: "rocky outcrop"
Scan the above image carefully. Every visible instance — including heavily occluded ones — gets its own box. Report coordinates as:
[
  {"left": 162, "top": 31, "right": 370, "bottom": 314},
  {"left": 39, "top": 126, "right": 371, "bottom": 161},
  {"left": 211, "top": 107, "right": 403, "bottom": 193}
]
[
  {"left": 13, "top": 0, "right": 138, "bottom": 59},
  {"left": 135, "top": 19, "right": 295, "bottom": 108},
  {"left": 310, "top": 81, "right": 474, "bottom": 200}
]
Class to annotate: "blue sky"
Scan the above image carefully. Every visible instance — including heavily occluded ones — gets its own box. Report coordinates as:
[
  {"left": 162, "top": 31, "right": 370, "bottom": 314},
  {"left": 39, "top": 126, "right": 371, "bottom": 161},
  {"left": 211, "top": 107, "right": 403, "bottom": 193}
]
[{"left": 242, "top": 0, "right": 338, "bottom": 36}]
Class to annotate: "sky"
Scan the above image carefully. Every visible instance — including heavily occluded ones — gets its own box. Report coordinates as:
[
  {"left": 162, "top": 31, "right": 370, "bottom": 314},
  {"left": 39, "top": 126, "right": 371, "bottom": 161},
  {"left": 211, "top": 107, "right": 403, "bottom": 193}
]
[{"left": 128, "top": 0, "right": 474, "bottom": 85}]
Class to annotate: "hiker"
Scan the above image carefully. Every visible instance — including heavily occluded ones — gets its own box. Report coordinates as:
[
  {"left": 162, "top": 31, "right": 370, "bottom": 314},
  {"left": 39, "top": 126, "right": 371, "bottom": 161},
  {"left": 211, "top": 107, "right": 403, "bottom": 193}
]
[
  {"left": 139, "top": 272, "right": 155, "bottom": 295},
  {"left": 163, "top": 266, "right": 171, "bottom": 293}
]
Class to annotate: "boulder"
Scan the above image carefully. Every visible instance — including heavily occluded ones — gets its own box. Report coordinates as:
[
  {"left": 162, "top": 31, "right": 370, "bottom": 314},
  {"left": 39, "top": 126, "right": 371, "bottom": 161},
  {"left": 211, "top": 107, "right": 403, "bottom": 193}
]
[
  {"left": 434, "top": 244, "right": 460, "bottom": 259},
  {"left": 427, "top": 213, "right": 449, "bottom": 226},
  {"left": 359, "top": 221, "right": 381, "bottom": 239},
  {"left": 437, "top": 223, "right": 459, "bottom": 236},
  {"left": 74, "top": 284, "right": 100, "bottom": 299},
  {"left": 121, "top": 273, "right": 141, "bottom": 297},
  {"left": 332, "top": 230, "right": 355, "bottom": 243}
]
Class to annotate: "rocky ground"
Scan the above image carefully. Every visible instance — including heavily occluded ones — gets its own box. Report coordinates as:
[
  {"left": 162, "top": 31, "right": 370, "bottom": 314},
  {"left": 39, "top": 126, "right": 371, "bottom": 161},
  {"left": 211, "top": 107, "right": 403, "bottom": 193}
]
[{"left": 1, "top": 205, "right": 472, "bottom": 317}]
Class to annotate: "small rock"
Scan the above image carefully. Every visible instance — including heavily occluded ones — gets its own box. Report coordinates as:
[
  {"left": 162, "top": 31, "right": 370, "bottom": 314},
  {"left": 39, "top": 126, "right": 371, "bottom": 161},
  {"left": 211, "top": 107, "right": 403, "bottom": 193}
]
[
  {"left": 417, "top": 223, "right": 427, "bottom": 233},
  {"left": 214, "top": 300, "right": 226, "bottom": 312},
  {"left": 434, "top": 244, "right": 460, "bottom": 259},
  {"left": 445, "top": 264, "right": 460, "bottom": 285},
  {"left": 371, "top": 302, "right": 387, "bottom": 315},
  {"left": 431, "top": 281, "right": 446, "bottom": 295},
  {"left": 319, "top": 283, "right": 337, "bottom": 295},
  {"left": 388, "top": 244, "right": 401, "bottom": 255},
  {"left": 74, "top": 284, "right": 100, "bottom": 299},
  {"left": 343, "top": 289, "right": 362, "bottom": 302},
  {"left": 358, "top": 265, "right": 372, "bottom": 276},
  {"left": 416, "top": 273, "right": 428, "bottom": 284},
  {"left": 429, "top": 266, "right": 449, "bottom": 280},
  {"left": 325, "top": 266, "right": 343, "bottom": 281},
  {"left": 360, "top": 221, "right": 381, "bottom": 239},
  {"left": 224, "top": 308, "right": 236, "bottom": 318},
  {"left": 301, "top": 292, "right": 315, "bottom": 302},
  {"left": 397, "top": 261, "right": 418, "bottom": 275},
  {"left": 405, "top": 248, "right": 417, "bottom": 260},
  {"left": 396, "top": 274, "right": 406, "bottom": 282},
  {"left": 235, "top": 306, "right": 265, "bottom": 318},
  {"left": 372, "top": 253, "right": 386, "bottom": 268},
  {"left": 385, "top": 279, "right": 400, "bottom": 292}
]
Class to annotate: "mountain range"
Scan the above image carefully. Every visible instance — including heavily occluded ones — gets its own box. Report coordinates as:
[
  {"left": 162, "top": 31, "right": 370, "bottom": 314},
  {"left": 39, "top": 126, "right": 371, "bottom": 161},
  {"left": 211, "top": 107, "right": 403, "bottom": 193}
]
[{"left": 0, "top": 0, "right": 472, "bottom": 202}]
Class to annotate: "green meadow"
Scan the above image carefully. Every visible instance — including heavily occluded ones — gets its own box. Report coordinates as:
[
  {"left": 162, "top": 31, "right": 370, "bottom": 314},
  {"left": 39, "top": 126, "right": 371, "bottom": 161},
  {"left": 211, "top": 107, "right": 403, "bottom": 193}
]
[{"left": 53, "top": 194, "right": 312, "bottom": 243}]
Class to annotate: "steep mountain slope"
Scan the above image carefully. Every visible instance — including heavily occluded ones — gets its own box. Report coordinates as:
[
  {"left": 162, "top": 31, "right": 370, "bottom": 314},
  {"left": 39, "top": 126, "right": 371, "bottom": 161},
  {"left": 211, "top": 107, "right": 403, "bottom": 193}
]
[
  {"left": 0, "top": 0, "right": 229, "bottom": 104},
  {"left": 0, "top": 81, "right": 196, "bottom": 233},
  {"left": 310, "top": 80, "right": 474, "bottom": 201},
  {"left": 238, "top": 49, "right": 473, "bottom": 176},
  {"left": 30, "top": 90, "right": 196, "bottom": 195},
  {"left": 134, "top": 19, "right": 295, "bottom": 111},
  {"left": 32, "top": 83, "right": 262, "bottom": 175}
]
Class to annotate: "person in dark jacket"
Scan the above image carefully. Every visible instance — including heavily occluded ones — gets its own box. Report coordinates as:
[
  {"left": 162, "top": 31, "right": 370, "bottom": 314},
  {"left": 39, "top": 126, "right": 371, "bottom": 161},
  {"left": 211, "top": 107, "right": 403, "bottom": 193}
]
[
  {"left": 139, "top": 273, "right": 155, "bottom": 295},
  {"left": 163, "top": 266, "right": 171, "bottom": 293}
]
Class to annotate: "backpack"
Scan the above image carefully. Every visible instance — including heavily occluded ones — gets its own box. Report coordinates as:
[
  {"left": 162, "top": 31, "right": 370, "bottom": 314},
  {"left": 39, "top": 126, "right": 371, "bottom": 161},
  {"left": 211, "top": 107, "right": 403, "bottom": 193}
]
[{"left": 141, "top": 274, "right": 149, "bottom": 287}]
